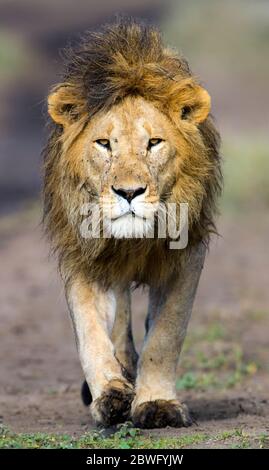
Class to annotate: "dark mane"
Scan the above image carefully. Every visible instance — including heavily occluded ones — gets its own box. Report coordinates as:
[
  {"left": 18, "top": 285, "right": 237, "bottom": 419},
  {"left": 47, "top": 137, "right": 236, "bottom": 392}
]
[{"left": 61, "top": 16, "right": 191, "bottom": 118}]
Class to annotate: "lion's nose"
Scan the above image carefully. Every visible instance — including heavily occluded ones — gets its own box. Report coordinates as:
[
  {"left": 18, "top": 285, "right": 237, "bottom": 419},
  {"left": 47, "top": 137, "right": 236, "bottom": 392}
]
[{"left": 112, "top": 185, "right": 147, "bottom": 203}]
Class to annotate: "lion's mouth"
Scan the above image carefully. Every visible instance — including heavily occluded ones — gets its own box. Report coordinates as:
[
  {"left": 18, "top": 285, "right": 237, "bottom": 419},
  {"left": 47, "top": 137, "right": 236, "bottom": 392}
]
[{"left": 111, "top": 211, "right": 147, "bottom": 222}]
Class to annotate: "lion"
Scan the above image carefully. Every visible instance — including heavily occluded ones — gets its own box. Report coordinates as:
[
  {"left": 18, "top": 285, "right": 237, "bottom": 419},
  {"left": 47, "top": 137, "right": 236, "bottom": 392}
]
[{"left": 43, "top": 17, "right": 222, "bottom": 429}]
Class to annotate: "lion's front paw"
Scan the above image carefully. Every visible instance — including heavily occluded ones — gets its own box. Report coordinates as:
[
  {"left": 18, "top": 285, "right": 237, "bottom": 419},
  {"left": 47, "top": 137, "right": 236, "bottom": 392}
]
[
  {"left": 90, "top": 379, "right": 134, "bottom": 427},
  {"left": 132, "top": 399, "right": 192, "bottom": 429}
]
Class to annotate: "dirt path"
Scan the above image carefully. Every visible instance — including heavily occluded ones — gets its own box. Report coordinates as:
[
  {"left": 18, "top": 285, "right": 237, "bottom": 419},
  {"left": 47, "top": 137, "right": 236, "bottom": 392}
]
[{"left": 0, "top": 207, "right": 268, "bottom": 447}]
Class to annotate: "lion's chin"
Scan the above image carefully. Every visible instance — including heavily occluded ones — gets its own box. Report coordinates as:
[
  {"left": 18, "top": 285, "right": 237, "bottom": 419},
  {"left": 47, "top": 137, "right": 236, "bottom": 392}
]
[{"left": 108, "top": 213, "right": 154, "bottom": 239}]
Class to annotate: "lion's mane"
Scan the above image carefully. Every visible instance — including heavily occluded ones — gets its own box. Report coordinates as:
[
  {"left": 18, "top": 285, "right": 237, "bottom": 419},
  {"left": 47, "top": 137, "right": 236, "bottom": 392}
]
[{"left": 43, "top": 17, "right": 222, "bottom": 288}]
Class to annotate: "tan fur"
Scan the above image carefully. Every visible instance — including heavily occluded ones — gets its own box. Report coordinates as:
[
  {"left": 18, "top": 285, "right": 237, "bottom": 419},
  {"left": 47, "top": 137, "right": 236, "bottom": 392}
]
[
  {"left": 43, "top": 18, "right": 222, "bottom": 428},
  {"left": 111, "top": 287, "right": 138, "bottom": 382}
]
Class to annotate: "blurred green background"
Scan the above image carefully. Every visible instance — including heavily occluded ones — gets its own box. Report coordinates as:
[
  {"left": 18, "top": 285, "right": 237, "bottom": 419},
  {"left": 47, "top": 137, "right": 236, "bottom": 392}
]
[
  {"left": 0, "top": 0, "right": 268, "bottom": 215},
  {"left": 163, "top": 0, "right": 269, "bottom": 213}
]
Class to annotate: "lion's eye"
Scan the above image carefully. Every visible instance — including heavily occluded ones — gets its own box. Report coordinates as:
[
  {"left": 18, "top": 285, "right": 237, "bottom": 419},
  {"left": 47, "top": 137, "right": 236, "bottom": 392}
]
[
  {"left": 95, "top": 139, "right": 111, "bottom": 150},
  {"left": 148, "top": 138, "right": 163, "bottom": 150}
]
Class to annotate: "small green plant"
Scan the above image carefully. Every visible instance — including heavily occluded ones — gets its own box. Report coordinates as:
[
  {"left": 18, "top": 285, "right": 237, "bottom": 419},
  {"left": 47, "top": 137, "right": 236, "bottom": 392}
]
[
  {"left": 206, "top": 324, "right": 226, "bottom": 342},
  {"left": 178, "top": 331, "right": 259, "bottom": 392},
  {"left": 258, "top": 433, "right": 269, "bottom": 449},
  {"left": 176, "top": 372, "right": 198, "bottom": 390},
  {"left": 176, "top": 371, "right": 219, "bottom": 390},
  {"left": 115, "top": 422, "right": 140, "bottom": 439}
]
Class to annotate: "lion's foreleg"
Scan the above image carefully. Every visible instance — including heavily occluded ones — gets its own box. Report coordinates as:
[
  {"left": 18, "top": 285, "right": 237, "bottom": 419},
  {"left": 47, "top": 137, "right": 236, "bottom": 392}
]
[
  {"left": 66, "top": 276, "right": 134, "bottom": 426},
  {"left": 132, "top": 243, "right": 206, "bottom": 428},
  {"left": 111, "top": 287, "right": 138, "bottom": 383}
]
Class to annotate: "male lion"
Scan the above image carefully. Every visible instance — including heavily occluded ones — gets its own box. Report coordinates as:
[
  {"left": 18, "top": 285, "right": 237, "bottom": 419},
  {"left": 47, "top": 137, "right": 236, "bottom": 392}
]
[{"left": 43, "top": 18, "right": 222, "bottom": 428}]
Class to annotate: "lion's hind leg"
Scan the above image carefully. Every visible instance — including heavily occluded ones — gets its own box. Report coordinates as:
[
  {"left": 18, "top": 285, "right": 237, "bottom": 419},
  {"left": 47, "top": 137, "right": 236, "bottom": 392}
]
[{"left": 111, "top": 287, "right": 138, "bottom": 383}]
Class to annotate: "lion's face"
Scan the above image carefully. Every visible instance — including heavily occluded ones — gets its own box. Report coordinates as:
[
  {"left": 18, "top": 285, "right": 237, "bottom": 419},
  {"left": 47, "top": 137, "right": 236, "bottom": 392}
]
[
  {"left": 48, "top": 82, "right": 212, "bottom": 239},
  {"left": 75, "top": 96, "right": 181, "bottom": 238}
]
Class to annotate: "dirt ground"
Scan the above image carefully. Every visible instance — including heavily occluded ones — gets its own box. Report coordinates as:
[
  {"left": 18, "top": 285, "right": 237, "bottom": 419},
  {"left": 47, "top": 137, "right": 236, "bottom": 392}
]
[{"left": 0, "top": 206, "right": 268, "bottom": 448}]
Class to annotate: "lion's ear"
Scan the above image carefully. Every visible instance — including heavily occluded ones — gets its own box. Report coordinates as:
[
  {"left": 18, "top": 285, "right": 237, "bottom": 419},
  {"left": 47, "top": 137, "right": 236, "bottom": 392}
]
[
  {"left": 180, "top": 85, "right": 211, "bottom": 124},
  {"left": 47, "top": 84, "right": 83, "bottom": 126}
]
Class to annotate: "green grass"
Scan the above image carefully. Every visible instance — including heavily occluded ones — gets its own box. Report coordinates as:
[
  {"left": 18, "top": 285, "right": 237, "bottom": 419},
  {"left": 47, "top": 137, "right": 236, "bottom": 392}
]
[
  {"left": 183, "top": 323, "right": 227, "bottom": 349},
  {"left": 1, "top": 424, "right": 267, "bottom": 449},
  {"left": 0, "top": 424, "right": 207, "bottom": 449},
  {"left": 177, "top": 320, "right": 259, "bottom": 391},
  {"left": 177, "top": 348, "right": 258, "bottom": 391}
]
